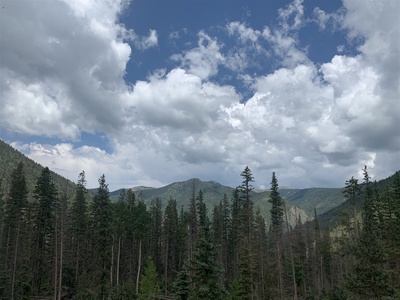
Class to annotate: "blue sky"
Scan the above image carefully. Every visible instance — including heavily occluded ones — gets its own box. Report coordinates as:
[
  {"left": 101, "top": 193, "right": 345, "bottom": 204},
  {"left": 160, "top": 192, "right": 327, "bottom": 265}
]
[{"left": 0, "top": 0, "right": 399, "bottom": 190}]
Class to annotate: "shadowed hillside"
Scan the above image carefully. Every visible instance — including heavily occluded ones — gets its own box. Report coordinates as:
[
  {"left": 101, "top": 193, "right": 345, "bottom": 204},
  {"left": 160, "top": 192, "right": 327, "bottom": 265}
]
[{"left": 0, "top": 140, "right": 76, "bottom": 197}]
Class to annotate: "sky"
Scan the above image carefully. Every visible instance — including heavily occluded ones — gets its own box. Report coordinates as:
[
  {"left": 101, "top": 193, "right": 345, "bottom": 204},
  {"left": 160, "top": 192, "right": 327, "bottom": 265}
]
[{"left": 0, "top": 0, "right": 399, "bottom": 191}]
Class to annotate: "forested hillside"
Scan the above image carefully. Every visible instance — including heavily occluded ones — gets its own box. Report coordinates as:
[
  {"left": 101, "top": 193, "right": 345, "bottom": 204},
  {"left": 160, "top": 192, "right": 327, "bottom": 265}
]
[
  {"left": 107, "top": 178, "right": 311, "bottom": 227},
  {"left": 0, "top": 140, "right": 76, "bottom": 196},
  {"left": 0, "top": 140, "right": 399, "bottom": 299}
]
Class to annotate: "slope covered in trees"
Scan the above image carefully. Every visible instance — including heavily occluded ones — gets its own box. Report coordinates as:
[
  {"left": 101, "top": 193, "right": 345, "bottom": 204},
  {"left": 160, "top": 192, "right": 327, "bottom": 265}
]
[{"left": 0, "top": 140, "right": 399, "bottom": 299}]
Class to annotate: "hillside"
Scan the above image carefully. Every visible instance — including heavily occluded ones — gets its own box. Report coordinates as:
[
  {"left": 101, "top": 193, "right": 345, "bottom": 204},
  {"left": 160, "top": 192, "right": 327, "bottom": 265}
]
[
  {"left": 0, "top": 139, "right": 76, "bottom": 197},
  {"left": 108, "top": 178, "right": 312, "bottom": 226},
  {"left": 318, "top": 171, "right": 400, "bottom": 229},
  {"left": 279, "top": 188, "right": 345, "bottom": 215}
]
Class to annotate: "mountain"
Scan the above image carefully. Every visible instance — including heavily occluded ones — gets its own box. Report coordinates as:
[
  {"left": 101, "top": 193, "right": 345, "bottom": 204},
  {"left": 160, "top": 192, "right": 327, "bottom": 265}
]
[
  {"left": 0, "top": 139, "right": 76, "bottom": 197},
  {"left": 317, "top": 171, "right": 400, "bottom": 230},
  {"left": 279, "top": 188, "right": 346, "bottom": 215},
  {"left": 108, "top": 178, "right": 312, "bottom": 226}
]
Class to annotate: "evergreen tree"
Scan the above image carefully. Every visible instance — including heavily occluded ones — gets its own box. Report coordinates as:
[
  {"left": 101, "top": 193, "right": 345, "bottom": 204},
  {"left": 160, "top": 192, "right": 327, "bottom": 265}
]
[
  {"left": 268, "top": 172, "right": 284, "bottom": 299},
  {"left": 137, "top": 256, "right": 159, "bottom": 300},
  {"left": 173, "top": 263, "right": 191, "bottom": 300},
  {"left": 189, "top": 229, "right": 224, "bottom": 300},
  {"left": 70, "top": 171, "right": 88, "bottom": 292},
  {"left": 347, "top": 166, "right": 394, "bottom": 298},
  {"left": 162, "top": 197, "right": 180, "bottom": 289},
  {"left": 196, "top": 190, "right": 208, "bottom": 232},
  {"left": 342, "top": 176, "right": 361, "bottom": 237},
  {"left": 149, "top": 198, "right": 163, "bottom": 275},
  {"left": 0, "top": 162, "right": 29, "bottom": 299},
  {"left": 90, "top": 174, "right": 113, "bottom": 299},
  {"left": 228, "top": 189, "right": 241, "bottom": 280},
  {"left": 268, "top": 172, "right": 284, "bottom": 238},
  {"left": 133, "top": 200, "right": 151, "bottom": 294},
  {"left": 237, "top": 166, "right": 254, "bottom": 242},
  {"left": 31, "top": 167, "right": 58, "bottom": 297}
]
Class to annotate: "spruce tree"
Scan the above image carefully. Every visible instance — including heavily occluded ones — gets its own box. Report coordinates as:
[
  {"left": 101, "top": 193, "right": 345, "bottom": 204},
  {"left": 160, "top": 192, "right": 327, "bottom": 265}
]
[
  {"left": 137, "top": 256, "right": 159, "bottom": 300},
  {"left": 189, "top": 230, "right": 224, "bottom": 300},
  {"left": 1, "top": 162, "right": 29, "bottom": 299},
  {"left": 70, "top": 171, "right": 88, "bottom": 292},
  {"left": 347, "top": 166, "right": 394, "bottom": 298},
  {"left": 162, "top": 197, "right": 179, "bottom": 289},
  {"left": 90, "top": 174, "right": 113, "bottom": 299},
  {"left": 173, "top": 263, "right": 191, "bottom": 300},
  {"left": 342, "top": 176, "right": 361, "bottom": 237},
  {"left": 268, "top": 171, "right": 284, "bottom": 238},
  {"left": 31, "top": 167, "right": 58, "bottom": 297}
]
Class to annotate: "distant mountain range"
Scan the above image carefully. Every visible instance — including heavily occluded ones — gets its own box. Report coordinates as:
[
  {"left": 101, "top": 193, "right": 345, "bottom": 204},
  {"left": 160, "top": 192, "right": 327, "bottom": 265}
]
[{"left": 1, "top": 139, "right": 398, "bottom": 229}]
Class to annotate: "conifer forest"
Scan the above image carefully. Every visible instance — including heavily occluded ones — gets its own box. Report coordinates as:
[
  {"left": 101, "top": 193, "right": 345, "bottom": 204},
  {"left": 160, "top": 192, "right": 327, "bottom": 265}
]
[{"left": 1, "top": 161, "right": 400, "bottom": 299}]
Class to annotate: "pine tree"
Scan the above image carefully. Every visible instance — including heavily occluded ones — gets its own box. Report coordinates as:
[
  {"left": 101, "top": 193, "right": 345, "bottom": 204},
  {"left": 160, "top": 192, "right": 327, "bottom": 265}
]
[
  {"left": 149, "top": 198, "right": 163, "bottom": 275},
  {"left": 347, "top": 166, "right": 394, "bottom": 298},
  {"left": 137, "top": 256, "right": 159, "bottom": 300},
  {"left": 268, "top": 172, "right": 284, "bottom": 238},
  {"left": 90, "top": 174, "right": 113, "bottom": 299},
  {"left": 189, "top": 230, "right": 224, "bottom": 300},
  {"left": 133, "top": 200, "right": 151, "bottom": 294},
  {"left": 237, "top": 166, "right": 254, "bottom": 242},
  {"left": 70, "top": 171, "right": 88, "bottom": 292},
  {"left": 32, "top": 167, "right": 58, "bottom": 297},
  {"left": 342, "top": 176, "right": 361, "bottom": 237},
  {"left": 173, "top": 263, "right": 191, "bottom": 300},
  {"left": 162, "top": 197, "right": 180, "bottom": 290},
  {"left": 268, "top": 172, "right": 284, "bottom": 299},
  {"left": 0, "top": 162, "right": 29, "bottom": 299}
]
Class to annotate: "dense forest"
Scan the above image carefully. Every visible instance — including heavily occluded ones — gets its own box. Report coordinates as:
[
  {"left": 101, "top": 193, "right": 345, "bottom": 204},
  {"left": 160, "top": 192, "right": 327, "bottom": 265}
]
[{"left": 1, "top": 155, "right": 400, "bottom": 299}]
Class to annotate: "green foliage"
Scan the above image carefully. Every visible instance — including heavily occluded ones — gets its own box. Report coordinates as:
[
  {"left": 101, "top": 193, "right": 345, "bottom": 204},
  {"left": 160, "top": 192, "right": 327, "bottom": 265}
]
[
  {"left": 0, "top": 141, "right": 399, "bottom": 299},
  {"left": 173, "top": 263, "right": 191, "bottom": 300},
  {"left": 90, "top": 174, "right": 113, "bottom": 299},
  {"left": 269, "top": 172, "right": 284, "bottom": 237},
  {"left": 32, "top": 166, "right": 58, "bottom": 296},
  {"left": 189, "top": 230, "right": 224, "bottom": 300},
  {"left": 137, "top": 256, "right": 159, "bottom": 300}
]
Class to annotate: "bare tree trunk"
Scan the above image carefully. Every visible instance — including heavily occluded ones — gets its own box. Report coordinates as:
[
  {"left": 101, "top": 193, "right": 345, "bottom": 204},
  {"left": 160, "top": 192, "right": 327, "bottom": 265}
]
[
  {"left": 110, "top": 234, "right": 115, "bottom": 289},
  {"left": 136, "top": 239, "right": 142, "bottom": 293},
  {"left": 54, "top": 215, "right": 58, "bottom": 300},
  {"left": 5, "top": 226, "right": 11, "bottom": 266},
  {"left": 58, "top": 203, "right": 64, "bottom": 300},
  {"left": 11, "top": 222, "right": 20, "bottom": 300},
  {"left": 164, "top": 238, "right": 169, "bottom": 293},
  {"left": 116, "top": 235, "right": 121, "bottom": 288},
  {"left": 277, "top": 242, "right": 283, "bottom": 300},
  {"left": 75, "top": 239, "right": 80, "bottom": 283}
]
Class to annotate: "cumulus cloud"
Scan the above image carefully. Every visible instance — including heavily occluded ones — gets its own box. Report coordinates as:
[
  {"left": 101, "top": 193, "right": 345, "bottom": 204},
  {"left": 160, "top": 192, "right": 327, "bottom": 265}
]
[
  {"left": 0, "top": 0, "right": 156, "bottom": 139},
  {"left": 171, "top": 31, "right": 225, "bottom": 80},
  {"left": 1, "top": 0, "right": 399, "bottom": 191}
]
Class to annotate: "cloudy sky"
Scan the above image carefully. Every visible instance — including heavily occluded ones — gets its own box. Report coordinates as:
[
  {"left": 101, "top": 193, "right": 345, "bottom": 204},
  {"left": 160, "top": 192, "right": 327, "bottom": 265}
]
[{"left": 0, "top": 0, "right": 399, "bottom": 190}]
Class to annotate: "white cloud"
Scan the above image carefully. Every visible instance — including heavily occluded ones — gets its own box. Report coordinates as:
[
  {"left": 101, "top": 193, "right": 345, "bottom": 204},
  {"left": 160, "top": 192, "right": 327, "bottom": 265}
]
[
  {"left": 171, "top": 31, "right": 225, "bottom": 80},
  {"left": 0, "top": 0, "right": 156, "bottom": 139},
  {"left": 278, "top": 0, "right": 305, "bottom": 31},
  {"left": 1, "top": 0, "right": 399, "bottom": 191},
  {"left": 128, "top": 29, "right": 158, "bottom": 50}
]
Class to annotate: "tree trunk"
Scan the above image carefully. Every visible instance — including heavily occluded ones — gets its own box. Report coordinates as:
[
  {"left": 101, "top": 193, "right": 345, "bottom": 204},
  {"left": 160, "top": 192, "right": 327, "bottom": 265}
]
[
  {"left": 11, "top": 222, "right": 20, "bottom": 300},
  {"left": 58, "top": 202, "right": 64, "bottom": 300},
  {"left": 164, "top": 238, "right": 169, "bottom": 293},
  {"left": 54, "top": 215, "right": 58, "bottom": 300},
  {"left": 277, "top": 243, "right": 283, "bottom": 300},
  {"left": 116, "top": 235, "right": 121, "bottom": 288},
  {"left": 75, "top": 239, "right": 80, "bottom": 283},
  {"left": 110, "top": 234, "right": 115, "bottom": 289},
  {"left": 136, "top": 239, "right": 142, "bottom": 293}
]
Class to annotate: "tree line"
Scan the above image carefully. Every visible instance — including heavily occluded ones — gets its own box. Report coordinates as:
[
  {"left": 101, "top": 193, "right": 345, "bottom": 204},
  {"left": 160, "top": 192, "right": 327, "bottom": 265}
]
[{"left": 0, "top": 163, "right": 399, "bottom": 299}]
